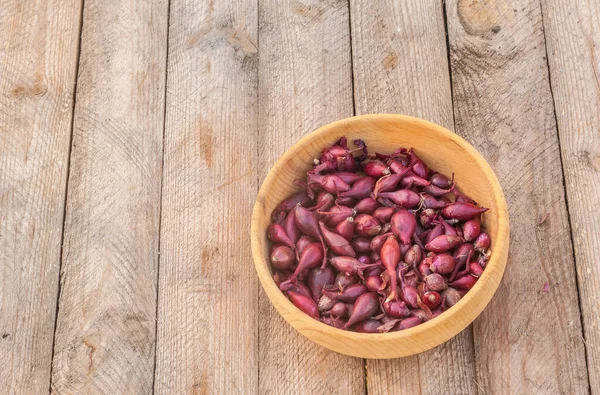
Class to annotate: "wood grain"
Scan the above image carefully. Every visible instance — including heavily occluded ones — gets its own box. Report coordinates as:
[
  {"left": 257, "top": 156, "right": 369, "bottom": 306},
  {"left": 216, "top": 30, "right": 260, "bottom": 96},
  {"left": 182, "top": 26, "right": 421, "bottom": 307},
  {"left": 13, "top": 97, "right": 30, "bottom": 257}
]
[
  {"left": 541, "top": 0, "right": 600, "bottom": 390},
  {"left": 154, "top": 0, "right": 259, "bottom": 393},
  {"left": 257, "top": 0, "right": 365, "bottom": 393},
  {"left": 446, "top": 0, "right": 589, "bottom": 393},
  {"left": 349, "top": 0, "right": 476, "bottom": 393},
  {"left": 50, "top": 0, "right": 168, "bottom": 393},
  {"left": 0, "top": 0, "right": 82, "bottom": 393}
]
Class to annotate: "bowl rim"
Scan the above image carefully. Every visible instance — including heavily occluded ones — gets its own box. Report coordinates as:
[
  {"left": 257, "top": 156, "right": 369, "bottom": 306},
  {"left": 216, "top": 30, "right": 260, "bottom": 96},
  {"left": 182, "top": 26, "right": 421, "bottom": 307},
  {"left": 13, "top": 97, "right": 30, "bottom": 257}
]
[{"left": 251, "top": 114, "right": 509, "bottom": 357}]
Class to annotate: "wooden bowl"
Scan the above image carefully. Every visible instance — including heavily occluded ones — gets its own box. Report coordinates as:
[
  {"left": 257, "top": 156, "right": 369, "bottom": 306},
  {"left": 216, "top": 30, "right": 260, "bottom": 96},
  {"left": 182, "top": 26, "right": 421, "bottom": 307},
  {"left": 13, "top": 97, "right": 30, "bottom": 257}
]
[{"left": 251, "top": 114, "right": 509, "bottom": 359}]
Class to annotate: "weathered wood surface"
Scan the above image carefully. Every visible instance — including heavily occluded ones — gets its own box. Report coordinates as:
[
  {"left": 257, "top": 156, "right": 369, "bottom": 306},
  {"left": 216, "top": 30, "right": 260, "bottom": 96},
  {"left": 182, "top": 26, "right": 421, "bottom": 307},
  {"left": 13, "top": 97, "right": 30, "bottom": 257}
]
[
  {"left": 541, "top": 0, "right": 600, "bottom": 391},
  {"left": 0, "top": 0, "right": 82, "bottom": 393},
  {"left": 446, "top": 0, "right": 589, "bottom": 393},
  {"left": 0, "top": 0, "right": 597, "bottom": 393},
  {"left": 257, "top": 0, "right": 365, "bottom": 393},
  {"left": 350, "top": 0, "right": 477, "bottom": 393},
  {"left": 154, "top": 0, "right": 259, "bottom": 393},
  {"left": 50, "top": 0, "right": 168, "bottom": 393}
]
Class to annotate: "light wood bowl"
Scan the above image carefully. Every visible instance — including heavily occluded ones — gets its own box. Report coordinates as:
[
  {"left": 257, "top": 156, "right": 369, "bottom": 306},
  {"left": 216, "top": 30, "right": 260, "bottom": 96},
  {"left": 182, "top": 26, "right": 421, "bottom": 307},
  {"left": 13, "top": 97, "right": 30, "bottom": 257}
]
[{"left": 251, "top": 114, "right": 509, "bottom": 359}]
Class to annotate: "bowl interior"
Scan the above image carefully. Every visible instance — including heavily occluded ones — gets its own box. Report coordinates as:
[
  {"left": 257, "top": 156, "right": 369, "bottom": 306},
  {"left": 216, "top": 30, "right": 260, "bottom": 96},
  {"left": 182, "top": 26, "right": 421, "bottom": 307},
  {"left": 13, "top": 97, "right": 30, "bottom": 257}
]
[{"left": 251, "top": 114, "right": 509, "bottom": 358}]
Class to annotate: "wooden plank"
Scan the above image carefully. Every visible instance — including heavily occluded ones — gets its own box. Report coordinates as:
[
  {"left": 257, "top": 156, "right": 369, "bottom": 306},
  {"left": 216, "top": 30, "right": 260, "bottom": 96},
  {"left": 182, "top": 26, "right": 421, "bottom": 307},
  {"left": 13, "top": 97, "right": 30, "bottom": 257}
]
[
  {"left": 349, "top": 0, "right": 477, "bottom": 393},
  {"left": 445, "top": 0, "right": 589, "bottom": 393},
  {"left": 154, "top": 0, "right": 259, "bottom": 393},
  {"left": 0, "top": 1, "right": 82, "bottom": 393},
  {"left": 257, "top": 0, "right": 365, "bottom": 393},
  {"left": 541, "top": 0, "right": 600, "bottom": 390},
  {"left": 50, "top": 0, "right": 168, "bottom": 393}
]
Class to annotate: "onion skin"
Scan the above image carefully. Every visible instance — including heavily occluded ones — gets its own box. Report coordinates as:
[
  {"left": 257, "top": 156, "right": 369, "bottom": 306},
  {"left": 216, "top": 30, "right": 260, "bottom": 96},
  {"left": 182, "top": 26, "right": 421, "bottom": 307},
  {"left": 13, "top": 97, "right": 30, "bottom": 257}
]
[
  {"left": 270, "top": 245, "right": 295, "bottom": 270},
  {"left": 283, "top": 208, "right": 301, "bottom": 244},
  {"left": 420, "top": 208, "right": 437, "bottom": 228},
  {"left": 373, "top": 206, "right": 395, "bottom": 223},
  {"left": 381, "top": 236, "right": 401, "bottom": 302},
  {"left": 327, "top": 302, "right": 349, "bottom": 318},
  {"left": 388, "top": 158, "right": 408, "bottom": 174},
  {"left": 272, "top": 191, "right": 311, "bottom": 222},
  {"left": 419, "top": 260, "right": 432, "bottom": 277},
  {"left": 307, "top": 266, "right": 335, "bottom": 301},
  {"left": 441, "top": 202, "right": 489, "bottom": 221},
  {"left": 289, "top": 243, "right": 324, "bottom": 282},
  {"left": 430, "top": 253, "right": 456, "bottom": 275},
  {"left": 335, "top": 272, "right": 359, "bottom": 289},
  {"left": 354, "top": 197, "right": 379, "bottom": 214},
  {"left": 319, "top": 221, "right": 356, "bottom": 257},
  {"left": 319, "top": 205, "right": 356, "bottom": 226},
  {"left": 354, "top": 319, "right": 382, "bottom": 333},
  {"left": 373, "top": 173, "right": 405, "bottom": 198},
  {"left": 474, "top": 232, "right": 491, "bottom": 252},
  {"left": 400, "top": 172, "right": 430, "bottom": 188},
  {"left": 295, "top": 206, "right": 328, "bottom": 267},
  {"left": 334, "top": 171, "right": 362, "bottom": 184},
  {"left": 288, "top": 291, "right": 319, "bottom": 319},
  {"left": 454, "top": 189, "right": 476, "bottom": 204},
  {"left": 363, "top": 160, "right": 390, "bottom": 178},
  {"left": 309, "top": 191, "right": 335, "bottom": 212},
  {"left": 335, "top": 196, "right": 356, "bottom": 206},
  {"left": 425, "top": 273, "right": 448, "bottom": 291},
  {"left": 354, "top": 214, "right": 382, "bottom": 236},
  {"left": 450, "top": 243, "right": 474, "bottom": 281},
  {"left": 391, "top": 209, "right": 417, "bottom": 245},
  {"left": 307, "top": 173, "right": 351, "bottom": 195},
  {"left": 280, "top": 281, "right": 312, "bottom": 299},
  {"left": 425, "top": 235, "right": 462, "bottom": 253},
  {"left": 404, "top": 245, "right": 423, "bottom": 267},
  {"left": 425, "top": 223, "right": 444, "bottom": 244},
  {"left": 295, "top": 235, "right": 313, "bottom": 255},
  {"left": 364, "top": 264, "right": 384, "bottom": 277},
  {"left": 321, "top": 316, "right": 346, "bottom": 329},
  {"left": 437, "top": 217, "right": 459, "bottom": 236},
  {"left": 369, "top": 234, "right": 388, "bottom": 253},
  {"left": 395, "top": 316, "right": 422, "bottom": 331},
  {"left": 382, "top": 299, "right": 411, "bottom": 318},
  {"left": 358, "top": 255, "right": 372, "bottom": 265},
  {"left": 443, "top": 288, "right": 462, "bottom": 307},
  {"left": 339, "top": 176, "right": 376, "bottom": 199},
  {"left": 351, "top": 237, "right": 372, "bottom": 253},
  {"left": 429, "top": 173, "right": 452, "bottom": 188},
  {"left": 423, "top": 182, "right": 455, "bottom": 197},
  {"left": 322, "top": 283, "right": 368, "bottom": 303},
  {"left": 335, "top": 217, "right": 355, "bottom": 240},
  {"left": 406, "top": 148, "right": 430, "bottom": 179},
  {"left": 401, "top": 285, "right": 419, "bottom": 309},
  {"left": 267, "top": 224, "right": 296, "bottom": 250},
  {"left": 451, "top": 274, "right": 478, "bottom": 290},
  {"left": 365, "top": 275, "right": 385, "bottom": 292},
  {"left": 318, "top": 294, "right": 336, "bottom": 312},
  {"left": 469, "top": 262, "right": 484, "bottom": 277},
  {"left": 330, "top": 256, "right": 376, "bottom": 278},
  {"left": 423, "top": 291, "right": 442, "bottom": 309},
  {"left": 463, "top": 219, "right": 481, "bottom": 242},
  {"left": 421, "top": 194, "right": 447, "bottom": 209},
  {"left": 344, "top": 292, "right": 379, "bottom": 328},
  {"left": 378, "top": 190, "right": 421, "bottom": 208},
  {"left": 369, "top": 251, "right": 380, "bottom": 263}
]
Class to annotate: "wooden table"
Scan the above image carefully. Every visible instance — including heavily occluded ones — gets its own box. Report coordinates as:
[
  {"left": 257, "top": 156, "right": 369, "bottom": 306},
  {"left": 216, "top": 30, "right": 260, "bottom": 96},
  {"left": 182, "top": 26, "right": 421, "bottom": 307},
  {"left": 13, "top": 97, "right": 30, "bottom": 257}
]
[{"left": 1, "top": 0, "right": 597, "bottom": 393}]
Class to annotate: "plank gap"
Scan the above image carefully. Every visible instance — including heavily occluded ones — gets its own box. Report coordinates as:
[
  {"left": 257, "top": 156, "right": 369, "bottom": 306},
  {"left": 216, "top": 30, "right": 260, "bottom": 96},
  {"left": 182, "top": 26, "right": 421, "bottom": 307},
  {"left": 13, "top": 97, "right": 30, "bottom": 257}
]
[
  {"left": 536, "top": 0, "right": 592, "bottom": 392},
  {"left": 47, "top": 1, "right": 87, "bottom": 391},
  {"left": 441, "top": 0, "right": 458, "bottom": 132},
  {"left": 151, "top": 0, "right": 174, "bottom": 393}
]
